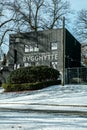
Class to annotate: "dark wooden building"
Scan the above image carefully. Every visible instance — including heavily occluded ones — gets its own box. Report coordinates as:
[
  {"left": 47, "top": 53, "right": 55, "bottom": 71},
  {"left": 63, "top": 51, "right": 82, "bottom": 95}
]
[{"left": 7, "top": 28, "right": 81, "bottom": 75}]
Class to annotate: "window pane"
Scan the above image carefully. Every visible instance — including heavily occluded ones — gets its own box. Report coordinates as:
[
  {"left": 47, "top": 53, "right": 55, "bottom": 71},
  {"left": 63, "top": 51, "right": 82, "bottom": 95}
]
[
  {"left": 25, "top": 45, "right": 30, "bottom": 52},
  {"left": 51, "top": 42, "right": 57, "bottom": 50},
  {"left": 30, "top": 46, "right": 33, "bottom": 52},
  {"left": 51, "top": 62, "right": 58, "bottom": 69},
  {"left": 24, "top": 63, "right": 31, "bottom": 67},
  {"left": 34, "top": 47, "right": 39, "bottom": 52}
]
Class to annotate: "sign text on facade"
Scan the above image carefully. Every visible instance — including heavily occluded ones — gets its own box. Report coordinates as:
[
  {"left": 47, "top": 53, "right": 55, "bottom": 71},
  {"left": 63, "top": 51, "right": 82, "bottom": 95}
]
[{"left": 23, "top": 53, "right": 59, "bottom": 62}]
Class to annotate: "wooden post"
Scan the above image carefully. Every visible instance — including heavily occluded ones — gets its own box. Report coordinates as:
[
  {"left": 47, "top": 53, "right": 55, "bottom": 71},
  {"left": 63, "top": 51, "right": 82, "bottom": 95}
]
[{"left": 62, "top": 17, "right": 65, "bottom": 86}]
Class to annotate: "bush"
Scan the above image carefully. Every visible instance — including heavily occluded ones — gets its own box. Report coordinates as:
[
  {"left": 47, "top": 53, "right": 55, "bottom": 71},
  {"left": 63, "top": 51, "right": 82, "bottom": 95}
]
[
  {"left": 3, "top": 65, "right": 61, "bottom": 92},
  {"left": 2, "top": 80, "right": 61, "bottom": 92},
  {"left": 7, "top": 66, "right": 60, "bottom": 84}
]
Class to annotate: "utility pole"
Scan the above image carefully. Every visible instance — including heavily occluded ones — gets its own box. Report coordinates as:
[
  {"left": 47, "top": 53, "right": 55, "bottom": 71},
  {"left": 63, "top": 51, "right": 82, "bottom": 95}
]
[{"left": 62, "top": 17, "right": 65, "bottom": 86}]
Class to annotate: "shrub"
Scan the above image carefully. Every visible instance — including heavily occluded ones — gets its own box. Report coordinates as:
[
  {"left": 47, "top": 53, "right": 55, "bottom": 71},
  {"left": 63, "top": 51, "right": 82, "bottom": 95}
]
[
  {"left": 2, "top": 80, "right": 61, "bottom": 92},
  {"left": 7, "top": 66, "right": 60, "bottom": 84},
  {"left": 3, "top": 65, "right": 61, "bottom": 92}
]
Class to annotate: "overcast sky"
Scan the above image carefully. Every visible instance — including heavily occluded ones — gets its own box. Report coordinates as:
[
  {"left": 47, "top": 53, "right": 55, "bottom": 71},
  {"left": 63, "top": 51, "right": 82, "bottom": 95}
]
[{"left": 69, "top": 0, "right": 87, "bottom": 11}]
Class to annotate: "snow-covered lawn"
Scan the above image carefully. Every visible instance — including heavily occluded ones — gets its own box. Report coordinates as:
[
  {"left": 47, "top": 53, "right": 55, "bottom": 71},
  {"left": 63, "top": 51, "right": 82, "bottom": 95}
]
[{"left": 0, "top": 85, "right": 87, "bottom": 130}]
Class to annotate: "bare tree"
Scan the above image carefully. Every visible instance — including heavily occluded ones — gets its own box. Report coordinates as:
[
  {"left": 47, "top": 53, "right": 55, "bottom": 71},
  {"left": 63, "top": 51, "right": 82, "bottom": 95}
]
[
  {"left": 0, "top": 0, "right": 71, "bottom": 57},
  {"left": 0, "top": 1, "right": 15, "bottom": 47},
  {"left": 73, "top": 9, "right": 87, "bottom": 43},
  {"left": 73, "top": 10, "right": 87, "bottom": 66},
  {"left": 42, "top": 0, "right": 71, "bottom": 29},
  {"left": 5, "top": 0, "right": 71, "bottom": 32},
  {"left": 4, "top": 0, "right": 45, "bottom": 32}
]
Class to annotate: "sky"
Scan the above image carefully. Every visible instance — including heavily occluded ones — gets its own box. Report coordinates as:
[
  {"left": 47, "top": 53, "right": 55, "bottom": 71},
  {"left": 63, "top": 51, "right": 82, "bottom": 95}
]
[
  {"left": 1, "top": 0, "right": 87, "bottom": 53},
  {"left": 65, "top": 0, "right": 87, "bottom": 41},
  {"left": 69, "top": 0, "right": 87, "bottom": 11}
]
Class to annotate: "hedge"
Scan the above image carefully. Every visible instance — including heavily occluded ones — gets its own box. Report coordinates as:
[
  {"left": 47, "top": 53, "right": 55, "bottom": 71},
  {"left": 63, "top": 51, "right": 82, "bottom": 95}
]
[
  {"left": 3, "top": 65, "right": 61, "bottom": 92},
  {"left": 7, "top": 66, "right": 60, "bottom": 84},
  {"left": 2, "top": 80, "right": 61, "bottom": 92}
]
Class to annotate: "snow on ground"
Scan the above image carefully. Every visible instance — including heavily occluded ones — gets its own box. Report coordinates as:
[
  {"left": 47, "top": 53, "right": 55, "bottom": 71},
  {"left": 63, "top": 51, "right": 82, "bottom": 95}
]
[{"left": 0, "top": 85, "right": 87, "bottom": 130}]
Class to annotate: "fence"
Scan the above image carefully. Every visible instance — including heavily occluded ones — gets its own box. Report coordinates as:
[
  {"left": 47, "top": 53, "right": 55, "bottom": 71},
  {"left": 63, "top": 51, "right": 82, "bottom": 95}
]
[{"left": 65, "top": 67, "right": 87, "bottom": 84}]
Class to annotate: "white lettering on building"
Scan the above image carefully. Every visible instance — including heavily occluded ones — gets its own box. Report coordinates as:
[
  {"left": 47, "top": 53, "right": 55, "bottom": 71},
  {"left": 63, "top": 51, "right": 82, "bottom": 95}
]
[{"left": 23, "top": 53, "right": 59, "bottom": 62}]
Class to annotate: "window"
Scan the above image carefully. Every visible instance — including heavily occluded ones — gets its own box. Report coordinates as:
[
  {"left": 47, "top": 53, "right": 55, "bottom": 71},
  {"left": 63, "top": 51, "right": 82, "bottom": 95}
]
[
  {"left": 25, "top": 45, "right": 29, "bottom": 52},
  {"left": 25, "top": 45, "right": 39, "bottom": 52},
  {"left": 24, "top": 62, "right": 35, "bottom": 67},
  {"left": 17, "top": 64, "right": 20, "bottom": 69},
  {"left": 30, "top": 46, "right": 33, "bottom": 52},
  {"left": 51, "top": 62, "right": 58, "bottom": 69},
  {"left": 51, "top": 42, "right": 57, "bottom": 50},
  {"left": 24, "top": 63, "right": 31, "bottom": 67},
  {"left": 34, "top": 47, "right": 39, "bottom": 52},
  {"left": 15, "top": 38, "right": 20, "bottom": 43},
  {"left": 14, "top": 49, "right": 17, "bottom": 63}
]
